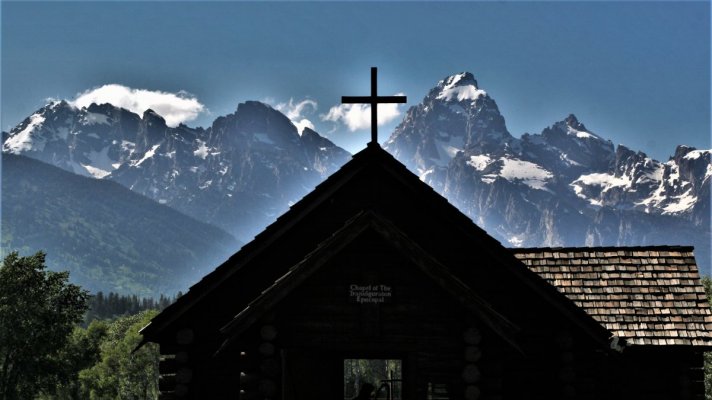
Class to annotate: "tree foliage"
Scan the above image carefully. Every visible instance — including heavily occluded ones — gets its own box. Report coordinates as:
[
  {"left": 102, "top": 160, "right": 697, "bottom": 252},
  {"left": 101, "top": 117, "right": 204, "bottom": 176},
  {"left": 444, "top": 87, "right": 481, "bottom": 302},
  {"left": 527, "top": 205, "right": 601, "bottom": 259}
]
[
  {"left": 85, "top": 291, "right": 179, "bottom": 324},
  {"left": 77, "top": 310, "right": 159, "bottom": 400},
  {"left": 702, "top": 276, "right": 712, "bottom": 400},
  {"left": 0, "top": 251, "right": 88, "bottom": 400}
]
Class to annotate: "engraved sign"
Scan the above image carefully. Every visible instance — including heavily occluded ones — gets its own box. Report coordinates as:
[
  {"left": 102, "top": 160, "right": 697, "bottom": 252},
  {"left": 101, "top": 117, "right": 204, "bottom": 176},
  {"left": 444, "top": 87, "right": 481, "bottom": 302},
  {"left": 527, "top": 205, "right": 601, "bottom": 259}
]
[{"left": 349, "top": 284, "right": 392, "bottom": 304}]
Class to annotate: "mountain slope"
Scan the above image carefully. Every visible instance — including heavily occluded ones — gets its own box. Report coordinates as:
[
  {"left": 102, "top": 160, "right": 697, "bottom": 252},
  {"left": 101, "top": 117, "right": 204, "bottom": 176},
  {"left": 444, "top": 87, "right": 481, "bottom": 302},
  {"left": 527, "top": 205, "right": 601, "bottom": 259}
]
[
  {"left": 385, "top": 72, "right": 711, "bottom": 273},
  {"left": 2, "top": 100, "right": 351, "bottom": 242},
  {"left": 3, "top": 74, "right": 709, "bottom": 279},
  {"left": 1, "top": 154, "right": 239, "bottom": 296}
]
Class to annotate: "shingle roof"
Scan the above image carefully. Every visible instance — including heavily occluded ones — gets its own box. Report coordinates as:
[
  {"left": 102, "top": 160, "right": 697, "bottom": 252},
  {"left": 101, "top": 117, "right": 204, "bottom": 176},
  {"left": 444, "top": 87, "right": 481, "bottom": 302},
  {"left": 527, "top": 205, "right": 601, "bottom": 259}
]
[{"left": 512, "top": 246, "right": 712, "bottom": 346}]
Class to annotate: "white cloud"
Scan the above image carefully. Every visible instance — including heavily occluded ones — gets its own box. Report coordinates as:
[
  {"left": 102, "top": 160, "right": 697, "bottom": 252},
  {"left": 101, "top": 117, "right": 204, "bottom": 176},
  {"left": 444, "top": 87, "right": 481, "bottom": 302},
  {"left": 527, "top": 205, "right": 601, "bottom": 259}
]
[
  {"left": 321, "top": 93, "right": 405, "bottom": 131},
  {"left": 70, "top": 84, "right": 205, "bottom": 127},
  {"left": 274, "top": 98, "right": 317, "bottom": 135},
  {"left": 293, "top": 118, "right": 315, "bottom": 134}
]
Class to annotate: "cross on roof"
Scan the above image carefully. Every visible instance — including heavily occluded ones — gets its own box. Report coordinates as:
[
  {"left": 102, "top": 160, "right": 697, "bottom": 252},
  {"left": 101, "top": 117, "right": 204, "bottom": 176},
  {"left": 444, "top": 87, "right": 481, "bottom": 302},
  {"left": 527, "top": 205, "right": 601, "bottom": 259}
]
[{"left": 342, "top": 67, "right": 407, "bottom": 145}]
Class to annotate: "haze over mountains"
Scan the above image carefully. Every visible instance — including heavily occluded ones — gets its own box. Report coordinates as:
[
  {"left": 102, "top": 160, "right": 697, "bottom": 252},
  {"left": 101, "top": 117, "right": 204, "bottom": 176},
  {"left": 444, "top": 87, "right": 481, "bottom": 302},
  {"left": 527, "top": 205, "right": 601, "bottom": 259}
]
[
  {"left": 1, "top": 153, "right": 238, "bottom": 296},
  {"left": 3, "top": 72, "right": 710, "bottom": 295}
]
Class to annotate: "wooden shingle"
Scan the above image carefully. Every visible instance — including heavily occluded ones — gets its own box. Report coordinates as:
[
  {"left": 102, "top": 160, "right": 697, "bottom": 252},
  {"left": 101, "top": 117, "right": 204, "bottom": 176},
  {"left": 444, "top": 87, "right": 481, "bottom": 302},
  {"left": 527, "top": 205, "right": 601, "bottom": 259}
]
[{"left": 512, "top": 246, "right": 712, "bottom": 346}]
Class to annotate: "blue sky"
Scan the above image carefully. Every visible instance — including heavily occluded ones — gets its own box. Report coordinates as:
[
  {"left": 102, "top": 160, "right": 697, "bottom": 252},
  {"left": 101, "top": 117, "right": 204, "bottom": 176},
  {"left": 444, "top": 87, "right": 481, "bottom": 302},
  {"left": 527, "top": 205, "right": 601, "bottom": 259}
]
[{"left": 2, "top": 1, "right": 709, "bottom": 159}]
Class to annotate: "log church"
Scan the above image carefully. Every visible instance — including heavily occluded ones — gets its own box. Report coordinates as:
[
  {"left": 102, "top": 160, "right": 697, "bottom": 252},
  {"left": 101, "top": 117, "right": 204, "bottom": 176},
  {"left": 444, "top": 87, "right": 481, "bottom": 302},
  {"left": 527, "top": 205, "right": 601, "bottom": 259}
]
[{"left": 140, "top": 69, "right": 712, "bottom": 400}]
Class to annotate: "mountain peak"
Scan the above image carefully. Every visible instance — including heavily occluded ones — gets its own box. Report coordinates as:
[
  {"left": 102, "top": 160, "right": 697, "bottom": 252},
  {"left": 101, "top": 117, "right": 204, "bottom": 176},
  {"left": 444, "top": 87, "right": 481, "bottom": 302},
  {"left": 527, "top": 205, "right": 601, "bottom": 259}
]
[
  {"left": 142, "top": 108, "right": 166, "bottom": 123},
  {"left": 435, "top": 72, "right": 486, "bottom": 102},
  {"left": 551, "top": 114, "right": 603, "bottom": 141},
  {"left": 673, "top": 144, "right": 695, "bottom": 160},
  {"left": 440, "top": 72, "right": 478, "bottom": 88},
  {"left": 565, "top": 113, "right": 580, "bottom": 126},
  {"left": 563, "top": 114, "right": 589, "bottom": 132}
]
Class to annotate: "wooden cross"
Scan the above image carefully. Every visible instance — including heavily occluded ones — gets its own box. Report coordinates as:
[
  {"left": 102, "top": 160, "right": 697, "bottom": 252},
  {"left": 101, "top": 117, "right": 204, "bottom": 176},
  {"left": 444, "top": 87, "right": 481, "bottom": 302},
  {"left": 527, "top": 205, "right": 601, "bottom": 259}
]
[{"left": 342, "top": 67, "right": 407, "bottom": 144}]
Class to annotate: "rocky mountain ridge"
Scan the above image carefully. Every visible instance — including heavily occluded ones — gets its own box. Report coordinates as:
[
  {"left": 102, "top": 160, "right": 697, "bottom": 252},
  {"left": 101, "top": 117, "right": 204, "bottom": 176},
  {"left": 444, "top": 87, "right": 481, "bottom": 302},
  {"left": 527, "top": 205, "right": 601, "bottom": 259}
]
[
  {"left": 3, "top": 74, "right": 710, "bottom": 275},
  {"left": 384, "top": 72, "right": 710, "bottom": 272},
  {"left": 3, "top": 100, "right": 351, "bottom": 242}
]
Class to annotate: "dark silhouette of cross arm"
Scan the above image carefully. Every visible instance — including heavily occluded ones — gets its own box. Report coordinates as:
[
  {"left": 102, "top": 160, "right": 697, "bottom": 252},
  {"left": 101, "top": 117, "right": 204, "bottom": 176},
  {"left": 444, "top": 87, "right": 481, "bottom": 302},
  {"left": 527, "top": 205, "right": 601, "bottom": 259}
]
[{"left": 342, "top": 67, "right": 407, "bottom": 144}]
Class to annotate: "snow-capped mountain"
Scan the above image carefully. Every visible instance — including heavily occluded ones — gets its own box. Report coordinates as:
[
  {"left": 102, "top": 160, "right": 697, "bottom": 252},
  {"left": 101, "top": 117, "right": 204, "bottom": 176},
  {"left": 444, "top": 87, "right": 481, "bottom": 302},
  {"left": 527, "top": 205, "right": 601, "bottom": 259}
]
[
  {"left": 3, "top": 73, "right": 709, "bottom": 275},
  {"left": 3, "top": 100, "right": 351, "bottom": 242},
  {"left": 385, "top": 72, "right": 512, "bottom": 191},
  {"left": 385, "top": 72, "right": 710, "bottom": 271}
]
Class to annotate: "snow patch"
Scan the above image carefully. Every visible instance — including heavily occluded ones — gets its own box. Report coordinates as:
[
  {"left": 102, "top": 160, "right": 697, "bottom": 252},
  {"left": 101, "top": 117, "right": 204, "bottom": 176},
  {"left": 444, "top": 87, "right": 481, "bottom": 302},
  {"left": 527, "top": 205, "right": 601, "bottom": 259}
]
[
  {"left": 82, "top": 112, "right": 110, "bottom": 125},
  {"left": 3, "top": 113, "right": 46, "bottom": 153},
  {"left": 121, "top": 140, "right": 136, "bottom": 154},
  {"left": 571, "top": 172, "right": 632, "bottom": 207},
  {"left": 644, "top": 164, "right": 664, "bottom": 182},
  {"left": 80, "top": 146, "right": 116, "bottom": 178},
  {"left": 662, "top": 189, "right": 697, "bottom": 214},
  {"left": 666, "top": 163, "right": 680, "bottom": 186},
  {"left": 499, "top": 158, "right": 553, "bottom": 190},
  {"left": 131, "top": 143, "right": 161, "bottom": 167},
  {"left": 566, "top": 125, "right": 600, "bottom": 140},
  {"left": 559, "top": 153, "right": 582, "bottom": 167},
  {"left": 683, "top": 149, "right": 711, "bottom": 160},
  {"left": 194, "top": 140, "right": 209, "bottom": 159},
  {"left": 481, "top": 176, "right": 496, "bottom": 184},
  {"left": 574, "top": 173, "right": 631, "bottom": 189},
  {"left": 82, "top": 164, "right": 112, "bottom": 179},
  {"left": 437, "top": 85, "right": 486, "bottom": 102},
  {"left": 467, "top": 155, "right": 492, "bottom": 171}
]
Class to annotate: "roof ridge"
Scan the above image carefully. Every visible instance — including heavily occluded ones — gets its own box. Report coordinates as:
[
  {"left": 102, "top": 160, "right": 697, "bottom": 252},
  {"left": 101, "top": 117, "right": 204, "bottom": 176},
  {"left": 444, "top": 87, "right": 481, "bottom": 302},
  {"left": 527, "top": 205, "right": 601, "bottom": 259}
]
[{"left": 510, "top": 245, "right": 695, "bottom": 253}]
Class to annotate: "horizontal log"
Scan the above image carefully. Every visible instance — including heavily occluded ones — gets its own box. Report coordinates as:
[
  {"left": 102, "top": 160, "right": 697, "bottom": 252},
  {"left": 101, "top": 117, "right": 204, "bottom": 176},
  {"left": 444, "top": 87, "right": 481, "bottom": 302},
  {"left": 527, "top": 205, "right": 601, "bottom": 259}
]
[
  {"left": 463, "top": 328, "right": 481, "bottom": 345},
  {"left": 689, "top": 367, "right": 704, "bottom": 381},
  {"left": 464, "top": 385, "right": 480, "bottom": 400},
  {"left": 260, "top": 325, "right": 278, "bottom": 341},
  {"left": 260, "top": 358, "right": 280, "bottom": 377},
  {"left": 174, "top": 384, "right": 188, "bottom": 397},
  {"left": 176, "top": 368, "right": 193, "bottom": 384},
  {"left": 464, "top": 346, "right": 481, "bottom": 362},
  {"left": 258, "top": 379, "right": 278, "bottom": 397},
  {"left": 158, "top": 392, "right": 176, "bottom": 400},
  {"left": 259, "top": 342, "right": 276, "bottom": 356},
  {"left": 462, "top": 364, "right": 481, "bottom": 384},
  {"left": 159, "top": 374, "right": 176, "bottom": 391},
  {"left": 175, "top": 351, "right": 189, "bottom": 364},
  {"left": 159, "top": 358, "right": 178, "bottom": 374},
  {"left": 240, "top": 372, "right": 260, "bottom": 387},
  {"left": 239, "top": 389, "right": 262, "bottom": 400}
]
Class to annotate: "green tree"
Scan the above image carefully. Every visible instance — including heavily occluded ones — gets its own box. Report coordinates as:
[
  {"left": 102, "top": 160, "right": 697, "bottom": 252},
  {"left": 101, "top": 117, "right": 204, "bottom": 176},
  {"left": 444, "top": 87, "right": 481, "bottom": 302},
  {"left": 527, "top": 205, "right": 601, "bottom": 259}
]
[
  {"left": 702, "top": 276, "right": 712, "bottom": 400},
  {"left": 37, "top": 320, "right": 109, "bottom": 399},
  {"left": 78, "top": 310, "right": 160, "bottom": 400},
  {"left": 0, "top": 251, "right": 88, "bottom": 400}
]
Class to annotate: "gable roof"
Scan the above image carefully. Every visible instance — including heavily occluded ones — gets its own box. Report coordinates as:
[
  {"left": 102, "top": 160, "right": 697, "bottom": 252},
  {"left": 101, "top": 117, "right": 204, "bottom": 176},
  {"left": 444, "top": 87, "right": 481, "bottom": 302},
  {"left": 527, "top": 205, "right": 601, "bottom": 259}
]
[
  {"left": 217, "top": 210, "right": 522, "bottom": 354},
  {"left": 513, "top": 246, "right": 712, "bottom": 346},
  {"left": 140, "top": 144, "right": 612, "bottom": 348}
]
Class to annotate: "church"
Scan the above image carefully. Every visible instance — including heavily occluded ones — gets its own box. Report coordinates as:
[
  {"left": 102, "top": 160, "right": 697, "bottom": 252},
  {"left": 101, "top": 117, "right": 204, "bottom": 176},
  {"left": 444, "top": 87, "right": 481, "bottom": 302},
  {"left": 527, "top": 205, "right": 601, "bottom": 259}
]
[{"left": 139, "top": 69, "right": 712, "bottom": 400}]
